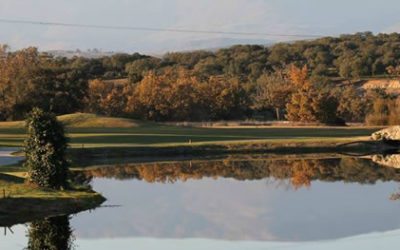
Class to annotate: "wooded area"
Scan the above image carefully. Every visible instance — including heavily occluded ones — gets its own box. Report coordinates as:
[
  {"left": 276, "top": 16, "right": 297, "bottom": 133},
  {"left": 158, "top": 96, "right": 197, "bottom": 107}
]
[{"left": 1, "top": 32, "right": 400, "bottom": 124}]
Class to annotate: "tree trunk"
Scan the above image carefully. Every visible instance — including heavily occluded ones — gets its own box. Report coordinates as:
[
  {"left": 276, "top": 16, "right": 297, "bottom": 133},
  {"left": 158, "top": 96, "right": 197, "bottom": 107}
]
[{"left": 276, "top": 108, "right": 280, "bottom": 121}]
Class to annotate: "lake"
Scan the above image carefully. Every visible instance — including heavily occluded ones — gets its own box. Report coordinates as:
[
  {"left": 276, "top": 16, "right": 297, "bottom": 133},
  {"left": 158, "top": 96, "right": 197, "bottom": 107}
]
[{"left": 2, "top": 154, "right": 400, "bottom": 249}]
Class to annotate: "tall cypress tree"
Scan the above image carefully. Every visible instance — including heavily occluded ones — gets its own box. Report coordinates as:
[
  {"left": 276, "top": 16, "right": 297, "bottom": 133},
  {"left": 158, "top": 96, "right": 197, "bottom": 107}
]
[{"left": 24, "top": 108, "right": 69, "bottom": 189}]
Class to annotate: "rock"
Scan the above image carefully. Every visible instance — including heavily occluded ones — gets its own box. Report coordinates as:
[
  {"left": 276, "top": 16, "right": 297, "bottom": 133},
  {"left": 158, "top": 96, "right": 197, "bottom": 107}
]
[
  {"left": 371, "top": 126, "right": 400, "bottom": 141},
  {"left": 372, "top": 154, "right": 400, "bottom": 168}
]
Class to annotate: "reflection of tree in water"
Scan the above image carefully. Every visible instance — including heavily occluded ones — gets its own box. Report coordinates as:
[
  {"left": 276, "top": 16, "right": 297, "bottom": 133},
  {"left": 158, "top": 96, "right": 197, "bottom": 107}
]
[
  {"left": 83, "top": 157, "right": 400, "bottom": 189},
  {"left": 27, "top": 216, "right": 73, "bottom": 250}
]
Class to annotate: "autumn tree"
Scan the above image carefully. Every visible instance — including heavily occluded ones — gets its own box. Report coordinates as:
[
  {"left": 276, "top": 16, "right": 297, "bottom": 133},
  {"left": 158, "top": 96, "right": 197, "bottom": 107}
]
[
  {"left": 85, "top": 79, "right": 114, "bottom": 114},
  {"left": 388, "top": 98, "right": 400, "bottom": 125},
  {"left": 386, "top": 65, "right": 400, "bottom": 79},
  {"left": 0, "top": 47, "right": 41, "bottom": 120},
  {"left": 125, "top": 68, "right": 249, "bottom": 121},
  {"left": 0, "top": 47, "right": 89, "bottom": 120},
  {"left": 101, "top": 85, "right": 128, "bottom": 116},
  {"left": 125, "top": 71, "right": 173, "bottom": 120},
  {"left": 365, "top": 95, "right": 400, "bottom": 125},
  {"left": 288, "top": 64, "right": 309, "bottom": 87},
  {"left": 254, "top": 70, "right": 294, "bottom": 120},
  {"left": 198, "top": 75, "right": 250, "bottom": 120},
  {"left": 286, "top": 65, "right": 339, "bottom": 124},
  {"left": 85, "top": 79, "right": 129, "bottom": 116}
]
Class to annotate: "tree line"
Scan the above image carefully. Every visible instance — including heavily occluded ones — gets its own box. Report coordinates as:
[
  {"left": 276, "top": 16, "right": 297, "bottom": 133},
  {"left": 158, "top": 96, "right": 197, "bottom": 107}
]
[{"left": 1, "top": 32, "right": 400, "bottom": 124}]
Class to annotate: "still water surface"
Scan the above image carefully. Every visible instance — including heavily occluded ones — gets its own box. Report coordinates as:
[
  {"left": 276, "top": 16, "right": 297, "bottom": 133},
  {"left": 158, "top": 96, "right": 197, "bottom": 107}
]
[{"left": 2, "top": 154, "right": 400, "bottom": 249}]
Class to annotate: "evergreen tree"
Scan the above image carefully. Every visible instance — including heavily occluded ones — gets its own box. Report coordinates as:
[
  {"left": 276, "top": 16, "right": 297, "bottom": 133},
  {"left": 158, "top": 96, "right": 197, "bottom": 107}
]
[{"left": 24, "top": 108, "right": 69, "bottom": 189}]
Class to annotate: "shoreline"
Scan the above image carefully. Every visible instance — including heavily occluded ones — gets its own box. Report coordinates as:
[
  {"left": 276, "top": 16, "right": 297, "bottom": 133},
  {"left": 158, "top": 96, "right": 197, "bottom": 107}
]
[
  {"left": 0, "top": 147, "right": 105, "bottom": 227},
  {"left": 69, "top": 138, "right": 396, "bottom": 161},
  {"left": 0, "top": 192, "right": 105, "bottom": 227}
]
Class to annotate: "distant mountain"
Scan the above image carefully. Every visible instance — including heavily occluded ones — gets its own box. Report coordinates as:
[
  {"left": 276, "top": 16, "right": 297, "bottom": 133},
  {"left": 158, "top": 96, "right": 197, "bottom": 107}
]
[
  {"left": 153, "top": 37, "right": 274, "bottom": 53},
  {"left": 186, "top": 37, "right": 274, "bottom": 50},
  {"left": 46, "top": 49, "right": 118, "bottom": 59},
  {"left": 45, "top": 38, "right": 274, "bottom": 58}
]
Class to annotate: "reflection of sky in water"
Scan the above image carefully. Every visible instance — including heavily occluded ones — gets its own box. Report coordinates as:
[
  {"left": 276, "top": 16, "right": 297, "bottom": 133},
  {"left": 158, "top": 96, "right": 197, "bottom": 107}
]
[
  {"left": 3, "top": 226, "right": 400, "bottom": 250},
  {"left": 72, "top": 178, "right": 400, "bottom": 242},
  {"left": 2, "top": 177, "right": 400, "bottom": 249},
  {"left": 0, "top": 147, "right": 23, "bottom": 166}
]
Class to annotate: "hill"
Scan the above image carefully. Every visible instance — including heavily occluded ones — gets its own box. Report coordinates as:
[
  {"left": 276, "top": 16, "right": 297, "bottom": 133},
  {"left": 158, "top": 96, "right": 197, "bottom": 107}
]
[
  {"left": 58, "top": 113, "right": 139, "bottom": 128},
  {"left": 0, "top": 113, "right": 140, "bottom": 129}
]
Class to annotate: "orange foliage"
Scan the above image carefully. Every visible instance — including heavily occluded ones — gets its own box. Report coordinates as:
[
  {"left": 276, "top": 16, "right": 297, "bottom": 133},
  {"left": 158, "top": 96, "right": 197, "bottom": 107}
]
[{"left": 288, "top": 64, "right": 309, "bottom": 87}]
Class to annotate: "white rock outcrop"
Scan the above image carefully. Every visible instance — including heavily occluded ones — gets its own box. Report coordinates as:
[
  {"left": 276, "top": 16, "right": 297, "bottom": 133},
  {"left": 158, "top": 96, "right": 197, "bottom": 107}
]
[{"left": 371, "top": 126, "right": 400, "bottom": 141}]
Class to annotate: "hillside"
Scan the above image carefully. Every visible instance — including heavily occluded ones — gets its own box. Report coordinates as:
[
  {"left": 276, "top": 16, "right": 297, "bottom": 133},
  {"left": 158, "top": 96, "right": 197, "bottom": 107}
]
[
  {"left": 0, "top": 113, "right": 140, "bottom": 129},
  {"left": 58, "top": 113, "right": 139, "bottom": 128}
]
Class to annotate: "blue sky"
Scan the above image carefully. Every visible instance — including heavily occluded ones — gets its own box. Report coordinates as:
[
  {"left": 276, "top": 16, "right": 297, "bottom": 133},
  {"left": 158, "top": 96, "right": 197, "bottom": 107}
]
[{"left": 0, "top": 0, "right": 399, "bottom": 53}]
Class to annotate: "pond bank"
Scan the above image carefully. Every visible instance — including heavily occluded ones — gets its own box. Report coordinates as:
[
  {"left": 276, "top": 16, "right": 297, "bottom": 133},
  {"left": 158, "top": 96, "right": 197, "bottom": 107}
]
[
  {"left": 0, "top": 173, "right": 105, "bottom": 227},
  {"left": 0, "top": 192, "right": 105, "bottom": 227},
  {"left": 69, "top": 138, "right": 396, "bottom": 161}
]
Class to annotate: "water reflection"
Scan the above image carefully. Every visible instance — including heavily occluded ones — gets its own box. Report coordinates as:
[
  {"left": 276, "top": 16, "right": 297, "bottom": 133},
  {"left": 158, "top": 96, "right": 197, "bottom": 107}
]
[
  {"left": 371, "top": 154, "right": 400, "bottom": 169},
  {"left": 3, "top": 154, "right": 400, "bottom": 248},
  {"left": 66, "top": 155, "right": 400, "bottom": 242},
  {"left": 81, "top": 156, "right": 400, "bottom": 189},
  {"left": 27, "top": 216, "right": 73, "bottom": 250}
]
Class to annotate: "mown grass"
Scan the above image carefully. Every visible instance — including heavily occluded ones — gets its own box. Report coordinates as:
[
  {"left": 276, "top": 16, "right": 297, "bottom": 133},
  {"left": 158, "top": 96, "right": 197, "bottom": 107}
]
[
  {"left": 0, "top": 174, "right": 96, "bottom": 199},
  {"left": 58, "top": 113, "right": 139, "bottom": 128},
  {"left": 0, "top": 113, "right": 379, "bottom": 148}
]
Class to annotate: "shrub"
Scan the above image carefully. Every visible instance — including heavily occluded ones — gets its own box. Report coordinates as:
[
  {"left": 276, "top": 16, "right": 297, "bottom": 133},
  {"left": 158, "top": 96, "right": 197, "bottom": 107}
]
[{"left": 24, "top": 108, "right": 69, "bottom": 189}]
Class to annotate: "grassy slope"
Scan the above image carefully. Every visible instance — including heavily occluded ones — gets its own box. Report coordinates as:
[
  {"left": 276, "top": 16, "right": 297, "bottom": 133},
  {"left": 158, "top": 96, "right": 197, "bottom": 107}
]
[{"left": 0, "top": 113, "right": 378, "bottom": 149}]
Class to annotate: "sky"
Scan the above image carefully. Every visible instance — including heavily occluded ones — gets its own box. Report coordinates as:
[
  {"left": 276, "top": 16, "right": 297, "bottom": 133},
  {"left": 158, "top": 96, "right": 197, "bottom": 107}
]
[{"left": 0, "top": 0, "right": 400, "bottom": 53}]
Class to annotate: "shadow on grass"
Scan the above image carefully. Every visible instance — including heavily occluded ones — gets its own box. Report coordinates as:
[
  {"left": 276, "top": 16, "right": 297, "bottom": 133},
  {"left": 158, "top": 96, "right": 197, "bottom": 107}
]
[{"left": 0, "top": 173, "right": 24, "bottom": 183}]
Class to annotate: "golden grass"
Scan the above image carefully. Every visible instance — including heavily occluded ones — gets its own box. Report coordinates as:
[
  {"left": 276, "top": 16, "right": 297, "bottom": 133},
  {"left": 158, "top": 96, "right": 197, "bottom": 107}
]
[
  {"left": 0, "top": 120, "right": 24, "bottom": 129},
  {"left": 0, "top": 113, "right": 140, "bottom": 129},
  {"left": 57, "top": 113, "right": 139, "bottom": 128},
  {"left": 0, "top": 173, "right": 99, "bottom": 200}
]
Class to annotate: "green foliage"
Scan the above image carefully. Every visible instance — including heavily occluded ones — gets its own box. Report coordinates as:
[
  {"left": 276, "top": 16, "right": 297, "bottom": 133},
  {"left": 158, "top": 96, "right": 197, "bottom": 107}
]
[
  {"left": 24, "top": 108, "right": 69, "bottom": 189},
  {"left": 125, "top": 57, "right": 161, "bottom": 83},
  {"left": 334, "top": 86, "right": 368, "bottom": 122}
]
